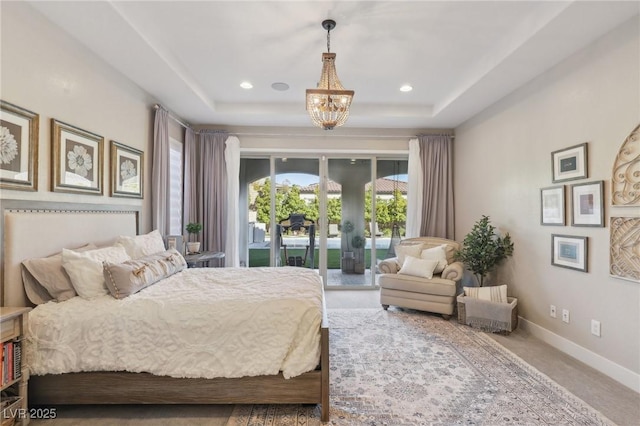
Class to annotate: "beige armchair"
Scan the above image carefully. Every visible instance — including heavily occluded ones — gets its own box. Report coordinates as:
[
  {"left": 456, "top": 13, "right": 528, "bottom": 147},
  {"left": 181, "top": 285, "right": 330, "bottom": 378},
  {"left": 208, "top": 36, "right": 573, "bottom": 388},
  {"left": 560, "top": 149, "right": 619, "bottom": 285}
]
[{"left": 379, "top": 237, "right": 464, "bottom": 319}]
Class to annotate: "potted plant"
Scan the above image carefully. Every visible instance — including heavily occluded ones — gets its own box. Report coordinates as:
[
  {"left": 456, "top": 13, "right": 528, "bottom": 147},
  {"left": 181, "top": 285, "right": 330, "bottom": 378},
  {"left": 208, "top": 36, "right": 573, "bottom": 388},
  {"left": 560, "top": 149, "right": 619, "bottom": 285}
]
[
  {"left": 454, "top": 215, "right": 514, "bottom": 287},
  {"left": 341, "top": 220, "right": 355, "bottom": 272},
  {"left": 185, "top": 222, "right": 203, "bottom": 253},
  {"left": 352, "top": 234, "right": 366, "bottom": 274}
]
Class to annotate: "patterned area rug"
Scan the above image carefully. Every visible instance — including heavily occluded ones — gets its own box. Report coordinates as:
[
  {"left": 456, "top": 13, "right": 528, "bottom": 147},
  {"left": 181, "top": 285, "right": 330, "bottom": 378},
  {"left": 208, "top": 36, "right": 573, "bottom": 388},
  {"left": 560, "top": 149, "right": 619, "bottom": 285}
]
[{"left": 227, "top": 308, "right": 614, "bottom": 426}]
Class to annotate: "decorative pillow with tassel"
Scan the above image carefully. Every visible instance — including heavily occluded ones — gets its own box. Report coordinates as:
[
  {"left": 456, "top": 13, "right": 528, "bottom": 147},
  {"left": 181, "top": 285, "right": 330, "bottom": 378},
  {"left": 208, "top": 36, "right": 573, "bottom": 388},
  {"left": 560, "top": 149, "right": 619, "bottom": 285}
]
[{"left": 103, "top": 249, "right": 187, "bottom": 299}]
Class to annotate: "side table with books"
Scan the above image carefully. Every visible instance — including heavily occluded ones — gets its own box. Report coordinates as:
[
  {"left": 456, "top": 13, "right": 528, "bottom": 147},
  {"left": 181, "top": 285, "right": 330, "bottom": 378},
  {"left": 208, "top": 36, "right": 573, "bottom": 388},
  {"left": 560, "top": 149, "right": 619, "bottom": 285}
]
[{"left": 1, "top": 307, "right": 30, "bottom": 425}]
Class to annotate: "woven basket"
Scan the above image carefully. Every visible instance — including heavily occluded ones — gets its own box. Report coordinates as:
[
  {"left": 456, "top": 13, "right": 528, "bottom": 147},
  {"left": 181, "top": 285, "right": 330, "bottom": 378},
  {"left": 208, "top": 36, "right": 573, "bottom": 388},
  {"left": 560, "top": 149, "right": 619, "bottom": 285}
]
[{"left": 457, "top": 296, "right": 518, "bottom": 334}]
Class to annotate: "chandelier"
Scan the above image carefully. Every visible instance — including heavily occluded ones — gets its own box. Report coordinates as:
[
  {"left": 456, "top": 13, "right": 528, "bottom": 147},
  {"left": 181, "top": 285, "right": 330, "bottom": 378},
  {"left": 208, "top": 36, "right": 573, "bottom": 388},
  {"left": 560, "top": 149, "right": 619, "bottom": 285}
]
[{"left": 306, "top": 19, "right": 354, "bottom": 130}]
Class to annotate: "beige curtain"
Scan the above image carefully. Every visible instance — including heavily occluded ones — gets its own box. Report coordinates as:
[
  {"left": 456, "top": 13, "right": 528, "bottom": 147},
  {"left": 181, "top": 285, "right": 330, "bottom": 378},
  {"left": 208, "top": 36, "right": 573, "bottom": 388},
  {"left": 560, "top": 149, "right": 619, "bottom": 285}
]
[
  {"left": 419, "top": 134, "right": 454, "bottom": 239},
  {"left": 405, "top": 138, "right": 422, "bottom": 238},
  {"left": 183, "top": 127, "right": 198, "bottom": 230},
  {"left": 151, "top": 108, "right": 170, "bottom": 235},
  {"left": 224, "top": 136, "right": 241, "bottom": 267},
  {"left": 184, "top": 130, "right": 228, "bottom": 253}
]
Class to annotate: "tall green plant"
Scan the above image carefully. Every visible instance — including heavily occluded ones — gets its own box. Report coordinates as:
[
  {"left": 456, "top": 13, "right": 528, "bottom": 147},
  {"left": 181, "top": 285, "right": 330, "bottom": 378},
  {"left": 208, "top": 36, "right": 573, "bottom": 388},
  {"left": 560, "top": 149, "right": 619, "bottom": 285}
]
[{"left": 454, "top": 215, "right": 514, "bottom": 287}]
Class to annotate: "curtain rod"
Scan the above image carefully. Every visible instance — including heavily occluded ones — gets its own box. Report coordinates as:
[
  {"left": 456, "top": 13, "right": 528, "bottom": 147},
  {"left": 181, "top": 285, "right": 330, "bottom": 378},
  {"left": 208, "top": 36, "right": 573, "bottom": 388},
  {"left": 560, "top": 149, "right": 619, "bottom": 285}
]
[
  {"left": 153, "top": 104, "right": 191, "bottom": 129},
  {"left": 151, "top": 106, "right": 455, "bottom": 138},
  {"left": 417, "top": 133, "right": 455, "bottom": 138},
  {"left": 227, "top": 131, "right": 454, "bottom": 139}
]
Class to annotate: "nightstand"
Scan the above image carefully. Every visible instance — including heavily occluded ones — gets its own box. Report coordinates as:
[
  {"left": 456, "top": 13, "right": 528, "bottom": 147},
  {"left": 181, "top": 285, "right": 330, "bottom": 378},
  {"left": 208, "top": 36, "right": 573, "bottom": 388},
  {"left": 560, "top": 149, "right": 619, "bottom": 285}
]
[
  {"left": 184, "top": 251, "right": 225, "bottom": 268},
  {"left": 1, "top": 307, "right": 31, "bottom": 425}
]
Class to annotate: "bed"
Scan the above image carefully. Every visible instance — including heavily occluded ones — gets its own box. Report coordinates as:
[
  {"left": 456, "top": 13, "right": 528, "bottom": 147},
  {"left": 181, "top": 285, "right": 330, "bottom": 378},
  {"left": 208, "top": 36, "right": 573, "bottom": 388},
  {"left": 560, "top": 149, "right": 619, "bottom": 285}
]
[{"left": 1, "top": 201, "right": 330, "bottom": 422}]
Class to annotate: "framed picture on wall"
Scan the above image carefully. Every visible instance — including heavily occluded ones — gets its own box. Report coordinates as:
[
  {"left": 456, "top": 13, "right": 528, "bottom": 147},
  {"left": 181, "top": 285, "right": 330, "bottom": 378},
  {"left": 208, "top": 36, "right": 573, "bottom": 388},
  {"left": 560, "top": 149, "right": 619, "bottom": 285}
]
[
  {"left": 571, "top": 181, "right": 604, "bottom": 227},
  {"left": 551, "top": 143, "right": 588, "bottom": 183},
  {"left": 551, "top": 234, "right": 587, "bottom": 272},
  {"left": 540, "top": 185, "right": 565, "bottom": 225},
  {"left": 110, "top": 140, "right": 143, "bottom": 198},
  {"left": 0, "top": 100, "right": 39, "bottom": 191},
  {"left": 51, "top": 119, "right": 103, "bottom": 194}
]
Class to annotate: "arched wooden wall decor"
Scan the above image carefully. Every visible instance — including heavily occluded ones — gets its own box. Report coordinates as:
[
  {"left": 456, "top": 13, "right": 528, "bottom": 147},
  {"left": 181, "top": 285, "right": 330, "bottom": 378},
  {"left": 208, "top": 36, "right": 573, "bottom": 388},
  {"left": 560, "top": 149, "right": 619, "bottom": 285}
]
[
  {"left": 612, "top": 124, "right": 640, "bottom": 206},
  {"left": 610, "top": 217, "right": 640, "bottom": 282},
  {"left": 610, "top": 124, "right": 640, "bottom": 282}
]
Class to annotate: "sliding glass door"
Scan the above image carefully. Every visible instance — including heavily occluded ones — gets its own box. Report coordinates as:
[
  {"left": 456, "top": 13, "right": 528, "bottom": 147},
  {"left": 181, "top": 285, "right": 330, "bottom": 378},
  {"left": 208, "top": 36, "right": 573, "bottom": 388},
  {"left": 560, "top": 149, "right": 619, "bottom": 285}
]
[
  {"left": 241, "top": 155, "right": 407, "bottom": 289},
  {"left": 324, "top": 158, "right": 375, "bottom": 287},
  {"left": 273, "top": 157, "right": 320, "bottom": 270},
  {"left": 374, "top": 159, "right": 409, "bottom": 261}
]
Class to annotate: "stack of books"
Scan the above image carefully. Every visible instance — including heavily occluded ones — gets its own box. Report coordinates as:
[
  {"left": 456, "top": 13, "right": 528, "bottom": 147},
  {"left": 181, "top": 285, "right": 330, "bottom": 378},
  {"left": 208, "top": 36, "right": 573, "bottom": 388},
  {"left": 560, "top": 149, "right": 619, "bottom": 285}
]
[{"left": 1, "top": 339, "right": 21, "bottom": 386}]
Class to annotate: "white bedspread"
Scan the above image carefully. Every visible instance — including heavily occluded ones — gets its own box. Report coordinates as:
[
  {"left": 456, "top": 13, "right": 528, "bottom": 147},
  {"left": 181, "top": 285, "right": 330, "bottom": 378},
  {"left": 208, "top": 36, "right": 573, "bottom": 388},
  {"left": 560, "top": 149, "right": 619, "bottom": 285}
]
[{"left": 26, "top": 267, "right": 323, "bottom": 379}]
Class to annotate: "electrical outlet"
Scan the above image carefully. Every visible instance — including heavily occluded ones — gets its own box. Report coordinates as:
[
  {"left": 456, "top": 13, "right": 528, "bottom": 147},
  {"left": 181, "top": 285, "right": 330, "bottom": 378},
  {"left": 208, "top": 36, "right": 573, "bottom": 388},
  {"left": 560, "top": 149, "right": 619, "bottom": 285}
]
[
  {"left": 550, "top": 305, "right": 557, "bottom": 318},
  {"left": 562, "top": 309, "right": 570, "bottom": 323},
  {"left": 591, "top": 320, "right": 601, "bottom": 337}
]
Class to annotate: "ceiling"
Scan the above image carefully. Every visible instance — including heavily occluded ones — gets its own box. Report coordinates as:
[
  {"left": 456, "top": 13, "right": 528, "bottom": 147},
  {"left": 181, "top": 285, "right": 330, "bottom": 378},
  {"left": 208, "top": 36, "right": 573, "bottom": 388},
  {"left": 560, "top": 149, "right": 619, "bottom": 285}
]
[{"left": 27, "top": 1, "right": 639, "bottom": 129}]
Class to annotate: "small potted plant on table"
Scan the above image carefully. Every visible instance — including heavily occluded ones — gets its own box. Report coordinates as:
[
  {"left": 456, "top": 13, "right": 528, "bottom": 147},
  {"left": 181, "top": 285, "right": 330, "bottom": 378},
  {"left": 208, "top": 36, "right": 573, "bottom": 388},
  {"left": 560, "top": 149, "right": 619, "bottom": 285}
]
[{"left": 185, "top": 222, "right": 203, "bottom": 254}]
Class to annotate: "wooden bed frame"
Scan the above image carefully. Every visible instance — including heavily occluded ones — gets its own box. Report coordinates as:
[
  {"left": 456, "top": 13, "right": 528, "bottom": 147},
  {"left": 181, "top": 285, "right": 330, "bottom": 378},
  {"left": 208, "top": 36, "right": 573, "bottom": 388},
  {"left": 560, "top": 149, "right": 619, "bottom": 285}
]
[{"left": 1, "top": 201, "right": 330, "bottom": 422}]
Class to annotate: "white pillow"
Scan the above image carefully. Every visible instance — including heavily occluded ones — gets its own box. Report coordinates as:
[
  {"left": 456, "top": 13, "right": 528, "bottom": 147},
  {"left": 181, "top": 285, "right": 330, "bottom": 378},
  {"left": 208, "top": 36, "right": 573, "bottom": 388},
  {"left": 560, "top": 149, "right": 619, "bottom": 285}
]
[
  {"left": 21, "top": 243, "right": 97, "bottom": 304},
  {"left": 62, "top": 246, "right": 131, "bottom": 299},
  {"left": 398, "top": 257, "right": 439, "bottom": 279},
  {"left": 420, "top": 244, "right": 448, "bottom": 274},
  {"left": 395, "top": 243, "right": 424, "bottom": 265},
  {"left": 115, "top": 230, "right": 166, "bottom": 259},
  {"left": 463, "top": 285, "right": 508, "bottom": 304}
]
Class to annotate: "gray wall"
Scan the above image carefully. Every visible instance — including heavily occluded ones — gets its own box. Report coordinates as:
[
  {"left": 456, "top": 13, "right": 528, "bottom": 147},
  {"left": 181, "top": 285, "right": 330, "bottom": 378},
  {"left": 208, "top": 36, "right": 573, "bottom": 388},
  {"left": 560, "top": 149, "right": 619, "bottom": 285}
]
[
  {"left": 1, "top": 2, "right": 154, "bottom": 231},
  {"left": 454, "top": 17, "right": 639, "bottom": 386}
]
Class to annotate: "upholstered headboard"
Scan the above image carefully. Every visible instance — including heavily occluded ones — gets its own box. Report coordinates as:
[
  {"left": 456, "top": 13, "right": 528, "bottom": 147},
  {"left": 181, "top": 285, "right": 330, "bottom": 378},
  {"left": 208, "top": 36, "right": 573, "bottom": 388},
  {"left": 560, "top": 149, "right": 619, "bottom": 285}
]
[{"left": 2, "top": 201, "right": 139, "bottom": 307}]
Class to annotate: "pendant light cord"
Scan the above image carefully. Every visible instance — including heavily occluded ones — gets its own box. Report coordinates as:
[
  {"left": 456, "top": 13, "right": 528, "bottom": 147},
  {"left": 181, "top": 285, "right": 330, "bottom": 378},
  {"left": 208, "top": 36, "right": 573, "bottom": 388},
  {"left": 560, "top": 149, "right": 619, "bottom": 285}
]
[{"left": 326, "top": 27, "right": 332, "bottom": 95}]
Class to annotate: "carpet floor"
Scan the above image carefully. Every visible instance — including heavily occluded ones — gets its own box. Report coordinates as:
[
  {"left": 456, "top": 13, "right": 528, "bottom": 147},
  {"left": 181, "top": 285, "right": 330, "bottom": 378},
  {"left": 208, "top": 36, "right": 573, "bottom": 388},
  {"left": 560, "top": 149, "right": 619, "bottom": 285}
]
[
  {"left": 228, "top": 308, "right": 614, "bottom": 426},
  {"left": 28, "top": 308, "right": 616, "bottom": 425}
]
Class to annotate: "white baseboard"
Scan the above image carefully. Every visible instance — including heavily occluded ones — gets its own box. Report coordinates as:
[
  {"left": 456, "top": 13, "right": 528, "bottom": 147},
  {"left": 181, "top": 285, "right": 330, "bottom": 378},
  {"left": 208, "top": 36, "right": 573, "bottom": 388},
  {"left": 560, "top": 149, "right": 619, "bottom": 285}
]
[{"left": 518, "top": 317, "right": 640, "bottom": 393}]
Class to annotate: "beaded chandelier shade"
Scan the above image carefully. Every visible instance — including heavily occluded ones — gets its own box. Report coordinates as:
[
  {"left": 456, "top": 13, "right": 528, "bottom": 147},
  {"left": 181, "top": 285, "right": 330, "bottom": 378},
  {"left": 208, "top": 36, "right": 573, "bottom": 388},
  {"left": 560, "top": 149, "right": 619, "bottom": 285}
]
[{"left": 306, "top": 20, "right": 354, "bottom": 130}]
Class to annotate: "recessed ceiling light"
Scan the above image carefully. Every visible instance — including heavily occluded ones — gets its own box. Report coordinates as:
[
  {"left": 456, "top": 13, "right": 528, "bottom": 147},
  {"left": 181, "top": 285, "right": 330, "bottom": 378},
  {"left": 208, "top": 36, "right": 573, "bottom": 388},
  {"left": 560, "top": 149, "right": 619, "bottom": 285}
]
[
  {"left": 400, "top": 84, "right": 413, "bottom": 92},
  {"left": 271, "top": 82, "right": 290, "bottom": 91},
  {"left": 240, "top": 81, "right": 253, "bottom": 89}
]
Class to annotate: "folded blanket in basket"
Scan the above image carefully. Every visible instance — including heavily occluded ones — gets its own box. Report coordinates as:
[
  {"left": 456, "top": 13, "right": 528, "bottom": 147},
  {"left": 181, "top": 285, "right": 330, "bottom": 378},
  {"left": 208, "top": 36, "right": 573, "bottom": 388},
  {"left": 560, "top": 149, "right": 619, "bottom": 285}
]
[{"left": 463, "top": 296, "right": 516, "bottom": 332}]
